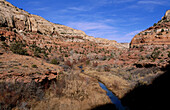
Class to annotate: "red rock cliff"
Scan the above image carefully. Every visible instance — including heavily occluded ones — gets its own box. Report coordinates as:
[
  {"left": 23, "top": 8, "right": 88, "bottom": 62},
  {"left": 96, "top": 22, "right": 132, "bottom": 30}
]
[{"left": 130, "top": 10, "right": 170, "bottom": 48}]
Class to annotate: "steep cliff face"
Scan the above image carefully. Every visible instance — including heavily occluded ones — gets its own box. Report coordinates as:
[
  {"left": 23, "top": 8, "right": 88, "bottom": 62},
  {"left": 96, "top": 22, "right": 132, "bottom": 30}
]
[
  {"left": 130, "top": 10, "right": 170, "bottom": 48},
  {"left": 0, "top": 0, "right": 86, "bottom": 37},
  {"left": 0, "top": 0, "right": 126, "bottom": 49}
]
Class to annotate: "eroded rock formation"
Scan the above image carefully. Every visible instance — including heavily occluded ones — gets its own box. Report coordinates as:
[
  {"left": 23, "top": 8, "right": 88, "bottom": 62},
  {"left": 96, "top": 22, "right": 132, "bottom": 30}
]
[
  {"left": 130, "top": 10, "right": 170, "bottom": 48},
  {"left": 0, "top": 0, "right": 126, "bottom": 49}
]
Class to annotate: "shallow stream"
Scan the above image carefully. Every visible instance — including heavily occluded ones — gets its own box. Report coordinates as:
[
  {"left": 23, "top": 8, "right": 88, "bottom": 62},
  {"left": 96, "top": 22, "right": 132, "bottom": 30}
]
[{"left": 98, "top": 82, "right": 126, "bottom": 110}]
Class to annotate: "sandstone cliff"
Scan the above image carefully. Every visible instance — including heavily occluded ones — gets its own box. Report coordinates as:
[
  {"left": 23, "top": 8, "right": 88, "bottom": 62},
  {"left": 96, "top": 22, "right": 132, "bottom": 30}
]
[
  {"left": 0, "top": 0, "right": 125, "bottom": 48},
  {"left": 130, "top": 10, "right": 170, "bottom": 48},
  {"left": 0, "top": 0, "right": 86, "bottom": 37}
]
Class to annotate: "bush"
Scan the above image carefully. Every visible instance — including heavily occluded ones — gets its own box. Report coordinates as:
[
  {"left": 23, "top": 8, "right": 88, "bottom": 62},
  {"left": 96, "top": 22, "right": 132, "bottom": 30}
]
[
  {"left": 153, "top": 23, "right": 157, "bottom": 26},
  {"left": 103, "top": 56, "right": 107, "bottom": 61},
  {"left": 151, "top": 50, "right": 161, "bottom": 61},
  {"left": 51, "top": 58, "right": 59, "bottom": 65},
  {"left": 140, "top": 48, "right": 144, "bottom": 52},
  {"left": 10, "top": 41, "right": 28, "bottom": 55},
  {"left": 65, "top": 54, "right": 68, "bottom": 57},
  {"left": 86, "top": 60, "right": 90, "bottom": 65},
  {"left": 0, "top": 81, "right": 44, "bottom": 110},
  {"left": 104, "top": 66, "right": 110, "bottom": 72},
  {"left": 161, "top": 29, "right": 164, "bottom": 32},
  {"left": 2, "top": 42, "right": 8, "bottom": 47},
  {"left": 32, "top": 64, "right": 38, "bottom": 68},
  {"left": 146, "top": 54, "right": 151, "bottom": 59},
  {"left": 34, "top": 51, "right": 41, "bottom": 58},
  {"left": 168, "top": 51, "right": 170, "bottom": 58}
]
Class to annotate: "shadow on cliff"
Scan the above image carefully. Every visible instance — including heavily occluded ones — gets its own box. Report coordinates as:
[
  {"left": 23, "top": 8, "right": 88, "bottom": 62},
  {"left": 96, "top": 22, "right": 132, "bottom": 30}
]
[
  {"left": 91, "top": 103, "right": 117, "bottom": 110},
  {"left": 121, "top": 61, "right": 170, "bottom": 110}
]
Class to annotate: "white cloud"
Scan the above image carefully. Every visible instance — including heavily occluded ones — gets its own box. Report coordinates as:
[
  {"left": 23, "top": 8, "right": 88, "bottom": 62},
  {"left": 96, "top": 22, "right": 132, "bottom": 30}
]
[
  {"left": 138, "top": 0, "right": 165, "bottom": 5},
  {"left": 125, "top": 30, "right": 142, "bottom": 37},
  {"left": 112, "top": 0, "right": 135, "bottom": 4},
  {"left": 67, "top": 21, "right": 118, "bottom": 40},
  {"left": 67, "top": 22, "right": 115, "bottom": 31},
  {"left": 33, "top": 7, "right": 49, "bottom": 11},
  {"left": 67, "top": 6, "right": 94, "bottom": 11}
]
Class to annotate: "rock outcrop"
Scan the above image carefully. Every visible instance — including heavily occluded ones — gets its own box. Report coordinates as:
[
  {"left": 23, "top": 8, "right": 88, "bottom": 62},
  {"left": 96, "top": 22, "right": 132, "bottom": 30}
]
[
  {"left": 0, "top": 0, "right": 86, "bottom": 37},
  {"left": 130, "top": 10, "right": 170, "bottom": 48},
  {"left": 0, "top": 0, "right": 126, "bottom": 48}
]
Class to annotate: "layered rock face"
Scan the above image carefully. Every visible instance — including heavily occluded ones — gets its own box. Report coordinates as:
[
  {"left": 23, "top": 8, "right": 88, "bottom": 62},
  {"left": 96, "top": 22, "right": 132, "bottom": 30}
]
[
  {"left": 0, "top": 0, "right": 86, "bottom": 37},
  {"left": 0, "top": 0, "right": 125, "bottom": 49},
  {"left": 130, "top": 10, "right": 170, "bottom": 48}
]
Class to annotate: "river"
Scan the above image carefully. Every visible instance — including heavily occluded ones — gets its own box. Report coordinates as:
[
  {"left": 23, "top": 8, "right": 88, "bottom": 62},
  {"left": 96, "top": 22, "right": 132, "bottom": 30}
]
[{"left": 99, "top": 82, "right": 126, "bottom": 110}]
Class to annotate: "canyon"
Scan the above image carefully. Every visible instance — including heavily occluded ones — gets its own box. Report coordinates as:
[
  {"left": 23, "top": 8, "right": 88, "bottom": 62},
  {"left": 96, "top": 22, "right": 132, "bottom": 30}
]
[{"left": 0, "top": 0, "right": 170, "bottom": 110}]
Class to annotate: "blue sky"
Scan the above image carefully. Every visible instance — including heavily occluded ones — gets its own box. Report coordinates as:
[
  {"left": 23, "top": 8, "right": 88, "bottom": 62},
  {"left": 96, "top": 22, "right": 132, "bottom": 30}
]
[{"left": 7, "top": 0, "right": 170, "bottom": 43}]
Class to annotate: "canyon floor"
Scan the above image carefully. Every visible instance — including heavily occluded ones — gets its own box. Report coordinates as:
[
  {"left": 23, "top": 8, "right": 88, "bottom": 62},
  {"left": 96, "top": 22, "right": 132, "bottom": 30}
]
[{"left": 0, "top": 42, "right": 169, "bottom": 110}]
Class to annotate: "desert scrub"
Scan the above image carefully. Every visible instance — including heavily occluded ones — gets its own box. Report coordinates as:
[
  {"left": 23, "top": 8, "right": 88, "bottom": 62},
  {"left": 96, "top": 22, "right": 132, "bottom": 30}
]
[
  {"left": 168, "top": 51, "right": 170, "bottom": 58},
  {"left": 10, "top": 41, "right": 28, "bottom": 55},
  {"left": 51, "top": 58, "right": 59, "bottom": 65},
  {"left": 86, "top": 60, "right": 90, "bottom": 65},
  {"left": 2, "top": 41, "right": 8, "bottom": 48},
  {"left": 151, "top": 50, "right": 161, "bottom": 61},
  {"left": 32, "top": 64, "right": 38, "bottom": 68},
  {"left": 104, "top": 65, "right": 110, "bottom": 72},
  {"left": 0, "top": 81, "right": 44, "bottom": 110}
]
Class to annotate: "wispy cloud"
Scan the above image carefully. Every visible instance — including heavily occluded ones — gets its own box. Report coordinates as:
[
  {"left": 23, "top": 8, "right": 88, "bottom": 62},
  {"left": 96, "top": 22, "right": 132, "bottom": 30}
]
[
  {"left": 68, "top": 7, "right": 88, "bottom": 11},
  {"left": 110, "top": 30, "right": 143, "bottom": 42},
  {"left": 60, "top": 0, "right": 113, "bottom": 13},
  {"left": 67, "top": 22, "right": 115, "bottom": 31},
  {"left": 112, "top": 0, "right": 135, "bottom": 4},
  {"left": 138, "top": 0, "right": 165, "bottom": 5},
  {"left": 67, "top": 21, "right": 118, "bottom": 39},
  {"left": 33, "top": 7, "right": 49, "bottom": 11},
  {"left": 125, "top": 30, "right": 142, "bottom": 36}
]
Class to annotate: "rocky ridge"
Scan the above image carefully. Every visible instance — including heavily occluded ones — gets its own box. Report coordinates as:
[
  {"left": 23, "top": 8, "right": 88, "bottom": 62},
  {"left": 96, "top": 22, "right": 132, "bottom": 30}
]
[
  {"left": 130, "top": 10, "right": 170, "bottom": 48},
  {"left": 0, "top": 0, "right": 125, "bottom": 49}
]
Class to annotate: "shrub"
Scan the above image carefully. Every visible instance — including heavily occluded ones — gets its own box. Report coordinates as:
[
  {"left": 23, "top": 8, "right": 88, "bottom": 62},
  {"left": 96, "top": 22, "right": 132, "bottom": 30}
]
[
  {"left": 34, "top": 51, "right": 41, "bottom": 58},
  {"left": 168, "top": 51, "right": 170, "bottom": 58},
  {"left": 157, "top": 32, "right": 162, "bottom": 35},
  {"left": 103, "top": 56, "right": 107, "bottom": 61},
  {"left": 2, "top": 42, "right": 8, "bottom": 47},
  {"left": 48, "top": 47, "right": 52, "bottom": 53},
  {"left": 65, "top": 54, "right": 68, "bottom": 57},
  {"left": 161, "top": 29, "right": 164, "bottom": 32},
  {"left": 0, "top": 81, "right": 44, "bottom": 110},
  {"left": 10, "top": 41, "right": 28, "bottom": 55},
  {"left": 140, "top": 48, "right": 144, "bottom": 52},
  {"left": 151, "top": 50, "right": 161, "bottom": 61},
  {"left": 51, "top": 58, "right": 59, "bottom": 65},
  {"left": 153, "top": 23, "right": 157, "bottom": 26},
  {"left": 86, "top": 60, "right": 90, "bottom": 65},
  {"left": 104, "top": 66, "right": 110, "bottom": 72},
  {"left": 140, "top": 55, "right": 145, "bottom": 60},
  {"left": 32, "top": 64, "right": 38, "bottom": 68}
]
